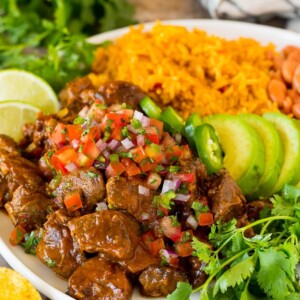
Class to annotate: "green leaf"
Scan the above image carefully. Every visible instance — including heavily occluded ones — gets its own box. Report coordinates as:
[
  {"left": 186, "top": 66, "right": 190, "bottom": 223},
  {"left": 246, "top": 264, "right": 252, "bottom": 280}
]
[
  {"left": 209, "top": 219, "right": 237, "bottom": 248},
  {"left": 166, "top": 282, "right": 192, "bottom": 300},
  {"left": 213, "top": 255, "right": 256, "bottom": 295},
  {"left": 244, "top": 233, "right": 272, "bottom": 248},
  {"left": 191, "top": 237, "right": 212, "bottom": 264},
  {"left": 256, "top": 248, "right": 295, "bottom": 298},
  {"left": 271, "top": 194, "right": 295, "bottom": 217}
]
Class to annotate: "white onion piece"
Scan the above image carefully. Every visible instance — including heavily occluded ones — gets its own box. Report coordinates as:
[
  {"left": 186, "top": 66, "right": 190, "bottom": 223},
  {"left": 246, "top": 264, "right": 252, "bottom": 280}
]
[
  {"left": 147, "top": 172, "right": 162, "bottom": 190},
  {"left": 138, "top": 185, "right": 150, "bottom": 196},
  {"left": 141, "top": 213, "right": 150, "bottom": 221},
  {"left": 96, "top": 139, "right": 107, "bottom": 153},
  {"left": 102, "top": 149, "right": 110, "bottom": 159},
  {"left": 161, "top": 180, "right": 175, "bottom": 194},
  {"left": 175, "top": 194, "right": 190, "bottom": 202},
  {"left": 65, "top": 162, "right": 78, "bottom": 173},
  {"left": 174, "top": 133, "right": 182, "bottom": 144},
  {"left": 133, "top": 110, "right": 143, "bottom": 121},
  {"left": 141, "top": 116, "right": 150, "bottom": 128},
  {"left": 187, "top": 215, "right": 198, "bottom": 230},
  {"left": 96, "top": 202, "right": 108, "bottom": 211},
  {"left": 159, "top": 249, "right": 179, "bottom": 264},
  {"left": 71, "top": 139, "right": 80, "bottom": 150},
  {"left": 78, "top": 105, "right": 89, "bottom": 117},
  {"left": 127, "top": 124, "right": 138, "bottom": 134},
  {"left": 107, "top": 139, "right": 120, "bottom": 151},
  {"left": 121, "top": 138, "right": 135, "bottom": 150},
  {"left": 137, "top": 134, "right": 145, "bottom": 146}
]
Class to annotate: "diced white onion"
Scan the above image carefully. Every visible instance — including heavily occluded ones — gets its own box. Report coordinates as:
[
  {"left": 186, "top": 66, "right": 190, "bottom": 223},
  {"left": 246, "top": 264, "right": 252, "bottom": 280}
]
[
  {"left": 147, "top": 172, "right": 162, "bottom": 190},
  {"left": 127, "top": 125, "right": 138, "bottom": 134},
  {"left": 65, "top": 162, "right": 78, "bottom": 173},
  {"left": 161, "top": 179, "right": 181, "bottom": 194},
  {"left": 102, "top": 149, "right": 110, "bottom": 159},
  {"left": 141, "top": 116, "right": 150, "bottom": 128},
  {"left": 71, "top": 139, "right": 80, "bottom": 150},
  {"left": 121, "top": 138, "right": 135, "bottom": 150},
  {"left": 96, "top": 202, "right": 108, "bottom": 211},
  {"left": 133, "top": 110, "right": 144, "bottom": 121},
  {"left": 187, "top": 215, "right": 198, "bottom": 230},
  {"left": 175, "top": 194, "right": 190, "bottom": 202},
  {"left": 96, "top": 139, "right": 107, "bottom": 153},
  {"left": 107, "top": 139, "right": 120, "bottom": 151},
  {"left": 174, "top": 133, "right": 182, "bottom": 144},
  {"left": 78, "top": 105, "right": 89, "bottom": 117},
  {"left": 141, "top": 213, "right": 150, "bottom": 221},
  {"left": 138, "top": 185, "right": 150, "bottom": 196},
  {"left": 137, "top": 134, "right": 145, "bottom": 146}
]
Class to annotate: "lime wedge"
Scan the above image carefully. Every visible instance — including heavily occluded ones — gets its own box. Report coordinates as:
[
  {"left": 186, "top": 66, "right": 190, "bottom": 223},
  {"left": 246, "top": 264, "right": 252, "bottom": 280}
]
[
  {"left": 0, "top": 101, "right": 40, "bottom": 141},
  {"left": 0, "top": 69, "right": 59, "bottom": 114}
]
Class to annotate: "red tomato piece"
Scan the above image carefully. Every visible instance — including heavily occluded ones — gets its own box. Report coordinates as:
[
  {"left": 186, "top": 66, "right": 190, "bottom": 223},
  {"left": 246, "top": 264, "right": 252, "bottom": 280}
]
[
  {"left": 50, "top": 154, "right": 68, "bottom": 175},
  {"left": 139, "top": 159, "right": 157, "bottom": 172},
  {"left": 64, "top": 191, "right": 83, "bottom": 212},
  {"left": 121, "top": 158, "right": 141, "bottom": 177},
  {"left": 161, "top": 132, "right": 176, "bottom": 147},
  {"left": 76, "top": 152, "right": 94, "bottom": 168},
  {"left": 130, "top": 146, "right": 147, "bottom": 163},
  {"left": 50, "top": 123, "right": 67, "bottom": 147},
  {"left": 105, "top": 162, "right": 126, "bottom": 178},
  {"left": 53, "top": 146, "right": 77, "bottom": 165},
  {"left": 10, "top": 224, "right": 27, "bottom": 245},
  {"left": 175, "top": 242, "right": 193, "bottom": 257},
  {"left": 150, "top": 238, "right": 165, "bottom": 256},
  {"left": 82, "top": 140, "right": 100, "bottom": 160},
  {"left": 198, "top": 212, "right": 214, "bottom": 226},
  {"left": 81, "top": 126, "right": 101, "bottom": 143},
  {"left": 165, "top": 145, "right": 183, "bottom": 162},
  {"left": 145, "top": 126, "right": 160, "bottom": 144},
  {"left": 145, "top": 144, "right": 164, "bottom": 163},
  {"left": 150, "top": 118, "right": 164, "bottom": 138},
  {"left": 159, "top": 216, "right": 182, "bottom": 242},
  {"left": 67, "top": 124, "right": 82, "bottom": 141}
]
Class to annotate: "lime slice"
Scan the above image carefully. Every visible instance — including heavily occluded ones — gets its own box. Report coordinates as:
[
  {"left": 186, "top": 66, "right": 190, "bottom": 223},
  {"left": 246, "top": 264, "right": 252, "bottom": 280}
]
[
  {"left": 0, "top": 101, "right": 40, "bottom": 141},
  {"left": 0, "top": 69, "right": 59, "bottom": 114}
]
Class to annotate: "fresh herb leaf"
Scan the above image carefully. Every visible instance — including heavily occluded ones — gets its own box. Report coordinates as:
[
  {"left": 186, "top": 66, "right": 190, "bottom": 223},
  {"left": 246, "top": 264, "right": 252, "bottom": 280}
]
[{"left": 166, "top": 282, "right": 192, "bottom": 300}]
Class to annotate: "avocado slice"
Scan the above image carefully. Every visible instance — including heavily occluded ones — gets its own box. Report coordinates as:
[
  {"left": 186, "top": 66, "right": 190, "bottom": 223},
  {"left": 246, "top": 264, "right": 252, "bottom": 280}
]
[
  {"left": 264, "top": 113, "right": 300, "bottom": 194},
  {"left": 204, "top": 114, "right": 265, "bottom": 196},
  {"left": 239, "top": 114, "right": 284, "bottom": 198}
]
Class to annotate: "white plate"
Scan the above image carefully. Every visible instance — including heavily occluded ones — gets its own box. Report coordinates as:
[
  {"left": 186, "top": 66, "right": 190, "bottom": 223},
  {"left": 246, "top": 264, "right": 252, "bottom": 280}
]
[{"left": 1, "top": 19, "right": 300, "bottom": 300}]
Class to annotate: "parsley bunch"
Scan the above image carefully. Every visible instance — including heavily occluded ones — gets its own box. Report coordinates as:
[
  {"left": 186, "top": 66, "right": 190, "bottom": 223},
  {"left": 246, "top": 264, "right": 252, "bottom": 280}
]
[
  {"left": 168, "top": 184, "right": 300, "bottom": 300},
  {"left": 0, "top": 0, "right": 136, "bottom": 91}
]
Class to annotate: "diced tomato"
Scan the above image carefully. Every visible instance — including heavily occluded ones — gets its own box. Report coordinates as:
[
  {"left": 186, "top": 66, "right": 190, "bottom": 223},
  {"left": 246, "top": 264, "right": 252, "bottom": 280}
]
[
  {"left": 172, "top": 173, "right": 195, "bottom": 183},
  {"left": 145, "top": 144, "right": 164, "bottom": 163},
  {"left": 67, "top": 124, "right": 82, "bottom": 141},
  {"left": 76, "top": 152, "right": 94, "bottom": 168},
  {"left": 105, "top": 161, "right": 126, "bottom": 178},
  {"left": 165, "top": 145, "right": 183, "bottom": 162},
  {"left": 64, "top": 191, "right": 83, "bottom": 212},
  {"left": 141, "top": 230, "right": 155, "bottom": 250},
  {"left": 121, "top": 158, "right": 141, "bottom": 177},
  {"left": 52, "top": 146, "right": 77, "bottom": 166},
  {"left": 139, "top": 159, "right": 157, "bottom": 172},
  {"left": 10, "top": 225, "right": 27, "bottom": 245},
  {"left": 118, "top": 109, "right": 134, "bottom": 120},
  {"left": 181, "top": 145, "right": 192, "bottom": 160},
  {"left": 175, "top": 242, "right": 193, "bottom": 257},
  {"left": 150, "top": 118, "right": 164, "bottom": 138},
  {"left": 82, "top": 140, "right": 100, "bottom": 160},
  {"left": 105, "top": 112, "right": 127, "bottom": 127},
  {"left": 110, "top": 127, "right": 122, "bottom": 141},
  {"left": 161, "top": 132, "right": 176, "bottom": 147},
  {"left": 179, "top": 230, "right": 193, "bottom": 243},
  {"left": 150, "top": 238, "right": 165, "bottom": 256},
  {"left": 145, "top": 127, "right": 160, "bottom": 144},
  {"left": 50, "top": 154, "right": 68, "bottom": 174},
  {"left": 198, "top": 212, "right": 214, "bottom": 226},
  {"left": 87, "top": 103, "right": 106, "bottom": 122},
  {"left": 158, "top": 205, "right": 169, "bottom": 216},
  {"left": 50, "top": 123, "right": 67, "bottom": 147},
  {"left": 81, "top": 126, "right": 101, "bottom": 143},
  {"left": 159, "top": 216, "right": 182, "bottom": 242},
  {"left": 131, "top": 146, "right": 147, "bottom": 163}
]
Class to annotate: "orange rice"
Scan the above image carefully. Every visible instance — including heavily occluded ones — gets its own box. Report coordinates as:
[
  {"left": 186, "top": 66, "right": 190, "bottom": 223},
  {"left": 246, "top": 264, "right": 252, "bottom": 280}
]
[{"left": 89, "top": 23, "right": 278, "bottom": 118}]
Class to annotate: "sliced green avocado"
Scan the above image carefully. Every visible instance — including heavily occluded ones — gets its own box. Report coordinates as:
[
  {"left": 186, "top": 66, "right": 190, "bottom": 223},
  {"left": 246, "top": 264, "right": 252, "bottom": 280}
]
[
  {"left": 263, "top": 113, "right": 300, "bottom": 194},
  {"left": 239, "top": 114, "right": 284, "bottom": 198},
  {"left": 204, "top": 114, "right": 266, "bottom": 196}
]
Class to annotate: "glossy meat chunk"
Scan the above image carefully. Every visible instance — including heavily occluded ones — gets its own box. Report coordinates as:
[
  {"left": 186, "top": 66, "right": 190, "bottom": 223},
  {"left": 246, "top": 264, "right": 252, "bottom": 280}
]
[
  {"left": 207, "top": 169, "right": 246, "bottom": 222},
  {"left": 36, "top": 209, "right": 85, "bottom": 278},
  {"left": 0, "top": 134, "right": 19, "bottom": 154},
  {"left": 52, "top": 168, "right": 105, "bottom": 212},
  {"left": 68, "top": 210, "right": 140, "bottom": 259},
  {"left": 106, "top": 177, "right": 158, "bottom": 222},
  {"left": 97, "top": 81, "right": 147, "bottom": 110},
  {"left": 186, "top": 256, "right": 208, "bottom": 288},
  {"left": 139, "top": 265, "right": 188, "bottom": 297},
  {"left": 5, "top": 186, "right": 53, "bottom": 229},
  {"left": 68, "top": 257, "right": 132, "bottom": 300}
]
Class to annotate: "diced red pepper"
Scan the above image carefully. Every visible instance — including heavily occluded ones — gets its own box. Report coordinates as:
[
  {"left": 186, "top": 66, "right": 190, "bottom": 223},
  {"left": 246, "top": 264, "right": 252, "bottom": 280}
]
[
  {"left": 175, "top": 242, "right": 193, "bottom": 257},
  {"left": 50, "top": 123, "right": 67, "bottom": 147},
  {"left": 67, "top": 124, "right": 82, "bottom": 141},
  {"left": 10, "top": 225, "right": 27, "bottom": 245},
  {"left": 145, "top": 126, "right": 160, "bottom": 144},
  {"left": 76, "top": 152, "right": 94, "bottom": 168},
  {"left": 121, "top": 158, "right": 141, "bottom": 177},
  {"left": 118, "top": 109, "right": 134, "bottom": 120},
  {"left": 82, "top": 140, "right": 100, "bottom": 160},
  {"left": 105, "top": 161, "right": 126, "bottom": 178},
  {"left": 159, "top": 216, "right": 182, "bottom": 242},
  {"left": 165, "top": 145, "right": 183, "bottom": 161},
  {"left": 64, "top": 191, "right": 83, "bottom": 212},
  {"left": 198, "top": 212, "right": 214, "bottom": 226},
  {"left": 150, "top": 238, "right": 165, "bottom": 256},
  {"left": 131, "top": 146, "right": 147, "bottom": 163},
  {"left": 150, "top": 118, "right": 164, "bottom": 138}
]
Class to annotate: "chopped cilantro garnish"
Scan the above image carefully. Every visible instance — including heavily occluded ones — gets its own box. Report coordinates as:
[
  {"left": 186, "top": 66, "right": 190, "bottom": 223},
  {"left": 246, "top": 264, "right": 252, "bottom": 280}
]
[
  {"left": 154, "top": 165, "right": 165, "bottom": 172},
  {"left": 121, "top": 126, "right": 130, "bottom": 138},
  {"left": 169, "top": 165, "right": 180, "bottom": 173},
  {"left": 131, "top": 118, "right": 142, "bottom": 129},
  {"left": 73, "top": 116, "right": 85, "bottom": 125},
  {"left": 109, "top": 154, "right": 119, "bottom": 162},
  {"left": 46, "top": 259, "right": 56, "bottom": 268},
  {"left": 86, "top": 171, "right": 99, "bottom": 178},
  {"left": 191, "top": 201, "right": 209, "bottom": 213},
  {"left": 119, "top": 152, "right": 133, "bottom": 158},
  {"left": 170, "top": 215, "right": 180, "bottom": 227}
]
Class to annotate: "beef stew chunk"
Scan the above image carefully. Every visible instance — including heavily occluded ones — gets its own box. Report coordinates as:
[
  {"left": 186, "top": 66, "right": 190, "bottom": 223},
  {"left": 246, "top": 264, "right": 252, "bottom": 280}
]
[
  {"left": 207, "top": 169, "right": 247, "bottom": 223},
  {"left": 139, "top": 265, "right": 188, "bottom": 297},
  {"left": 97, "top": 81, "right": 147, "bottom": 110},
  {"left": 186, "top": 256, "right": 208, "bottom": 288},
  {"left": 52, "top": 168, "right": 105, "bottom": 212},
  {"left": 68, "top": 210, "right": 140, "bottom": 259},
  {"left": 68, "top": 256, "right": 132, "bottom": 300},
  {"left": 36, "top": 209, "right": 85, "bottom": 278},
  {"left": 0, "top": 134, "right": 19, "bottom": 154},
  {"left": 106, "top": 177, "right": 158, "bottom": 222}
]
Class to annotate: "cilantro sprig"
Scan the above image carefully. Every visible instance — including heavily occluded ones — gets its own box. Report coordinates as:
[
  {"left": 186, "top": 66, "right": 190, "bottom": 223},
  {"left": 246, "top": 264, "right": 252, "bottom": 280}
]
[{"left": 168, "top": 184, "right": 300, "bottom": 300}]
